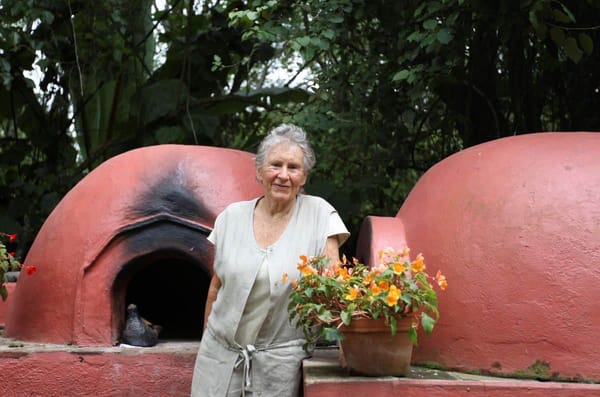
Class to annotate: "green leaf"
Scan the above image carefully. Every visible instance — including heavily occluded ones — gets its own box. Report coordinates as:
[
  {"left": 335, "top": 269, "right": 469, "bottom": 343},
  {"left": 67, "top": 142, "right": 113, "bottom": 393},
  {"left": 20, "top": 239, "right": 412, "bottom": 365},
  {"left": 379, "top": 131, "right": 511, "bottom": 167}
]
[
  {"left": 408, "top": 326, "right": 418, "bottom": 345},
  {"left": 552, "top": 8, "right": 574, "bottom": 24},
  {"left": 549, "top": 27, "right": 566, "bottom": 47},
  {"left": 341, "top": 310, "right": 352, "bottom": 325},
  {"left": 392, "top": 69, "right": 411, "bottom": 81},
  {"left": 154, "top": 126, "right": 186, "bottom": 144},
  {"left": 322, "top": 29, "right": 335, "bottom": 40},
  {"left": 296, "top": 36, "right": 311, "bottom": 47},
  {"left": 436, "top": 28, "right": 452, "bottom": 45},
  {"left": 407, "top": 31, "right": 423, "bottom": 43},
  {"left": 423, "top": 19, "right": 437, "bottom": 30},
  {"left": 317, "top": 310, "right": 333, "bottom": 323},
  {"left": 421, "top": 312, "right": 435, "bottom": 335},
  {"left": 390, "top": 316, "right": 397, "bottom": 336},
  {"left": 579, "top": 33, "right": 593, "bottom": 55},
  {"left": 138, "top": 79, "right": 188, "bottom": 124},
  {"left": 564, "top": 37, "right": 583, "bottom": 63},
  {"left": 321, "top": 327, "right": 343, "bottom": 342}
]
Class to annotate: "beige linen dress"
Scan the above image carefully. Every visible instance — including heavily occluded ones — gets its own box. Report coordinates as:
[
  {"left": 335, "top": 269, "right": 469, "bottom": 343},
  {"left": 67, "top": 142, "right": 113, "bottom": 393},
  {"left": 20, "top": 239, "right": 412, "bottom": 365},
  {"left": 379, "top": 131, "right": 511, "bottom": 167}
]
[{"left": 191, "top": 194, "right": 348, "bottom": 397}]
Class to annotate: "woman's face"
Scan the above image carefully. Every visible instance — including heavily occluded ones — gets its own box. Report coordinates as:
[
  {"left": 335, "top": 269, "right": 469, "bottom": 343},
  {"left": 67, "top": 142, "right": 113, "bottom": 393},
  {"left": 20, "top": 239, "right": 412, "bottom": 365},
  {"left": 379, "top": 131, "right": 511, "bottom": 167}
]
[{"left": 257, "top": 143, "right": 307, "bottom": 204}]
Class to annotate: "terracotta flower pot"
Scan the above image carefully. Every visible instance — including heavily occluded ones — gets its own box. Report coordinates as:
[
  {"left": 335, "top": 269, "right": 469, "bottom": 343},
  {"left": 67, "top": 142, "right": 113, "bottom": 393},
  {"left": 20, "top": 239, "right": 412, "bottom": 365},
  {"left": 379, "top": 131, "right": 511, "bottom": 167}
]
[{"left": 339, "top": 316, "right": 414, "bottom": 376}]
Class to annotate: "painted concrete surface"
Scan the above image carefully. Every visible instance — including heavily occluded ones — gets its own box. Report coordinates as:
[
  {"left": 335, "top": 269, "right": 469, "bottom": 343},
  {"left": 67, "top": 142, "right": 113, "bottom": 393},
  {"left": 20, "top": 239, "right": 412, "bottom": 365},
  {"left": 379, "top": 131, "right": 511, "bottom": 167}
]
[
  {"left": 2, "top": 340, "right": 597, "bottom": 397},
  {"left": 0, "top": 337, "right": 198, "bottom": 396},
  {"left": 357, "top": 132, "right": 600, "bottom": 381},
  {"left": 4, "top": 145, "right": 262, "bottom": 346},
  {"left": 304, "top": 349, "right": 600, "bottom": 397}
]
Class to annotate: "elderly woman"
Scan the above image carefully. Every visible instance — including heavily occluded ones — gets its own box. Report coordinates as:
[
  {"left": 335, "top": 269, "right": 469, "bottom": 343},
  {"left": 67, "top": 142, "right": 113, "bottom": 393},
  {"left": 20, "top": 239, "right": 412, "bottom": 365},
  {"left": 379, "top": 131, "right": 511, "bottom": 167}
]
[{"left": 191, "top": 124, "right": 349, "bottom": 396}]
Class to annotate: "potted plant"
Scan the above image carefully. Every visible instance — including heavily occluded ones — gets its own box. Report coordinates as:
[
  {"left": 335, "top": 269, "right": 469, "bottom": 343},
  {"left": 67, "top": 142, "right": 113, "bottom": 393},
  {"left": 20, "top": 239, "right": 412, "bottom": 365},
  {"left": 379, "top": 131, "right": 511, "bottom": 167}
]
[{"left": 285, "top": 247, "right": 447, "bottom": 376}]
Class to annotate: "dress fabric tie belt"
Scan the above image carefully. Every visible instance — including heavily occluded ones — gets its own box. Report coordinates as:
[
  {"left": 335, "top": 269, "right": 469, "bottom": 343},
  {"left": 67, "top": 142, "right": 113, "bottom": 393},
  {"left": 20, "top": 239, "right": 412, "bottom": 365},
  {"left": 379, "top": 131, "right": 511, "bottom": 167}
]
[{"left": 207, "top": 327, "right": 305, "bottom": 396}]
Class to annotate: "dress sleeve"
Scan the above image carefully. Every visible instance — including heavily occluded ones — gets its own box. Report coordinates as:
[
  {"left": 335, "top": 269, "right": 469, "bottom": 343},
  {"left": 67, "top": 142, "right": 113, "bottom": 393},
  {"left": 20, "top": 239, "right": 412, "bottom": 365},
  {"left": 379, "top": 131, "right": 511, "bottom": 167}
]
[
  {"left": 207, "top": 217, "right": 219, "bottom": 245},
  {"left": 328, "top": 210, "right": 350, "bottom": 246}
]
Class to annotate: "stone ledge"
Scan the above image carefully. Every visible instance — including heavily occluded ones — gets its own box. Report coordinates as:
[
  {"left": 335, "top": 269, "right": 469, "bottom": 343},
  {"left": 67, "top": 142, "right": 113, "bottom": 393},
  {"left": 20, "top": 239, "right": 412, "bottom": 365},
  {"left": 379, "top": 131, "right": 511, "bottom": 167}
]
[
  {"left": 0, "top": 336, "right": 199, "bottom": 396},
  {"left": 303, "top": 348, "right": 600, "bottom": 397}
]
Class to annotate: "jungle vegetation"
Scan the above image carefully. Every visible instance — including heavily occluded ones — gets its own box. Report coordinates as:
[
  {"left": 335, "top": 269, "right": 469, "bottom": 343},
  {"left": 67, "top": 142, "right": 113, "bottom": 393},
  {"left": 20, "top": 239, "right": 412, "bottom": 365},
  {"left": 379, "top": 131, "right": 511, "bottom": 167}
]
[{"left": 1, "top": 0, "right": 599, "bottom": 257}]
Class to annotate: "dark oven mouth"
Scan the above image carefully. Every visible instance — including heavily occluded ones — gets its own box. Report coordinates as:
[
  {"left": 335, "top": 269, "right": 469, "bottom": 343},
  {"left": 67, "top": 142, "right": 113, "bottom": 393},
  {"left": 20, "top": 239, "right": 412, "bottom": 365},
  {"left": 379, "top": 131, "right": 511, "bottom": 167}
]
[{"left": 111, "top": 221, "right": 212, "bottom": 344}]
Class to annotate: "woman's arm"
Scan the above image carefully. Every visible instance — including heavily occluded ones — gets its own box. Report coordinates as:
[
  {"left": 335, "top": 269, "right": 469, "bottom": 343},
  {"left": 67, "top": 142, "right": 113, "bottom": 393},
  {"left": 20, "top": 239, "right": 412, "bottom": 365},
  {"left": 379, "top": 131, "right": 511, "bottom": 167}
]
[
  {"left": 322, "top": 235, "right": 341, "bottom": 264},
  {"left": 203, "top": 274, "right": 222, "bottom": 331}
]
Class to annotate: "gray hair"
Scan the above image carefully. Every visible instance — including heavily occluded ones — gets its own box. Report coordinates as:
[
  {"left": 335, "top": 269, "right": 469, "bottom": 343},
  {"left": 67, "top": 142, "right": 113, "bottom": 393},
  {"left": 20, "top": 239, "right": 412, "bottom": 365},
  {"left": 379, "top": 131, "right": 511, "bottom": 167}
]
[{"left": 255, "top": 124, "right": 316, "bottom": 173}]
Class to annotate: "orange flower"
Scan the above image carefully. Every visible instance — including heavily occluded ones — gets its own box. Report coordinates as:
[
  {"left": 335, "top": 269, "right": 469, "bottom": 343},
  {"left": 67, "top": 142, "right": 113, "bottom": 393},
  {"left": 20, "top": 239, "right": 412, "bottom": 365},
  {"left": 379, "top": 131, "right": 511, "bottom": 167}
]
[
  {"left": 411, "top": 254, "right": 426, "bottom": 273},
  {"left": 392, "top": 261, "right": 406, "bottom": 275},
  {"left": 363, "top": 273, "right": 372, "bottom": 285},
  {"left": 336, "top": 266, "right": 350, "bottom": 280},
  {"left": 386, "top": 285, "right": 401, "bottom": 306},
  {"left": 378, "top": 280, "right": 390, "bottom": 292},
  {"left": 435, "top": 270, "right": 448, "bottom": 290},
  {"left": 370, "top": 282, "right": 382, "bottom": 295},
  {"left": 297, "top": 256, "right": 317, "bottom": 275},
  {"left": 282, "top": 272, "right": 289, "bottom": 282},
  {"left": 302, "top": 266, "right": 316, "bottom": 276}
]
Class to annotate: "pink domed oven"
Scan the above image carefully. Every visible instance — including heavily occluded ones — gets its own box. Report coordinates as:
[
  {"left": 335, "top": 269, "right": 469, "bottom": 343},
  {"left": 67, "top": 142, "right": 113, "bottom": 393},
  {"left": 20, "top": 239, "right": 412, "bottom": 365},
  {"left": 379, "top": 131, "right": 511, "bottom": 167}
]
[
  {"left": 5, "top": 145, "right": 262, "bottom": 346},
  {"left": 357, "top": 132, "right": 600, "bottom": 382}
]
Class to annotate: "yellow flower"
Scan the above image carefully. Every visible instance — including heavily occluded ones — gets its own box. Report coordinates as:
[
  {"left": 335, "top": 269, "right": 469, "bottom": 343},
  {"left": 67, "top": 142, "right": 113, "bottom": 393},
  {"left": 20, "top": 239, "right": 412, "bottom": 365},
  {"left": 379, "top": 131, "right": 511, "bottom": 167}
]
[
  {"left": 411, "top": 253, "right": 426, "bottom": 273},
  {"left": 345, "top": 287, "right": 360, "bottom": 301},
  {"left": 392, "top": 261, "right": 406, "bottom": 275},
  {"left": 386, "top": 285, "right": 401, "bottom": 306}
]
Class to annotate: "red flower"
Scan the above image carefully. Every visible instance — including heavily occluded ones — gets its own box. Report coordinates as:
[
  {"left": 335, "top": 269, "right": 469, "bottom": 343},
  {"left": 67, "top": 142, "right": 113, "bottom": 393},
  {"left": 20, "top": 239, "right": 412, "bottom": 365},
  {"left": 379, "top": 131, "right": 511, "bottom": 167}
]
[
  {"left": 25, "top": 265, "right": 37, "bottom": 276},
  {"left": 8, "top": 252, "right": 15, "bottom": 257},
  {"left": 8, "top": 233, "right": 17, "bottom": 243}
]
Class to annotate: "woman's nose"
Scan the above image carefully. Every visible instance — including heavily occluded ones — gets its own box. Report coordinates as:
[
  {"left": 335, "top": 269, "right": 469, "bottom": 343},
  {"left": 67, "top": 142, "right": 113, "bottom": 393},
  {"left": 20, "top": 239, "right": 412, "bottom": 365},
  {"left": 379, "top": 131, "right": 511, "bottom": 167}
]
[{"left": 278, "top": 166, "right": 290, "bottom": 179}]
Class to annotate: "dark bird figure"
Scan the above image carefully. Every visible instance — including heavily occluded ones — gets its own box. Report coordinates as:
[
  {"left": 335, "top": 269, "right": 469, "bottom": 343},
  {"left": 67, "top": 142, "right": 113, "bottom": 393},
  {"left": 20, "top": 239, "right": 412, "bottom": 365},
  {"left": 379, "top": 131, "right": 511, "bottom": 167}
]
[{"left": 122, "top": 303, "right": 162, "bottom": 347}]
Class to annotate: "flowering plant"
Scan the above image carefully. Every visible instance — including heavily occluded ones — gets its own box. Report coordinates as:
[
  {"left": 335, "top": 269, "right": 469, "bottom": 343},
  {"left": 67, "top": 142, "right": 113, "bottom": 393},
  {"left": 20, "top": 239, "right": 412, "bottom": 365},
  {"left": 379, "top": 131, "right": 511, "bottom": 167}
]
[
  {"left": 286, "top": 247, "right": 447, "bottom": 346},
  {"left": 1, "top": 232, "right": 36, "bottom": 301}
]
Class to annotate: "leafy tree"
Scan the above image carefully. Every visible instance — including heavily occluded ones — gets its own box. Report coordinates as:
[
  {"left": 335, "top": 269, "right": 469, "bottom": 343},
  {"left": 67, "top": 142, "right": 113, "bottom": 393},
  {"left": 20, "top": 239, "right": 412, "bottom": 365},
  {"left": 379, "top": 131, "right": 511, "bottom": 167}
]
[
  {"left": 227, "top": 0, "right": 600, "bottom": 252},
  {"left": 1, "top": 0, "right": 599, "bottom": 257},
  {"left": 0, "top": 0, "right": 306, "bottom": 254}
]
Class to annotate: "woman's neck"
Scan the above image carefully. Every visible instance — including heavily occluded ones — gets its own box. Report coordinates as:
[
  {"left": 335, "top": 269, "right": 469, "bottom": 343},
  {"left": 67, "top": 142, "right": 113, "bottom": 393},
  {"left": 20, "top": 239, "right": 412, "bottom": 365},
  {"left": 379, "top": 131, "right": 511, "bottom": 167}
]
[{"left": 257, "top": 195, "right": 297, "bottom": 219}]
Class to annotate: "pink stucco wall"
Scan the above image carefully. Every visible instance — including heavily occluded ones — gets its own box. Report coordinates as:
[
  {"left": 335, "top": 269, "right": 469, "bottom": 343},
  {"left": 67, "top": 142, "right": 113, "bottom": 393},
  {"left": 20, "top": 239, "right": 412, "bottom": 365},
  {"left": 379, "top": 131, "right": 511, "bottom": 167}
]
[{"left": 357, "top": 132, "right": 600, "bottom": 381}]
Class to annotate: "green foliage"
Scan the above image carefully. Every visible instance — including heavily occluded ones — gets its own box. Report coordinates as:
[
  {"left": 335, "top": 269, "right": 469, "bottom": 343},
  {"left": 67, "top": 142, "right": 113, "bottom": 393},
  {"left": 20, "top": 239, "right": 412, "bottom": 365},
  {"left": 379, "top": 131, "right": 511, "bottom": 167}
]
[
  {"left": 0, "top": 0, "right": 307, "bottom": 254},
  {"left": 0, "top": 232, "right": 21, "bottom": 301},
  {"left": 1, "top": 0, "right": 600, "bottom": 260}
]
